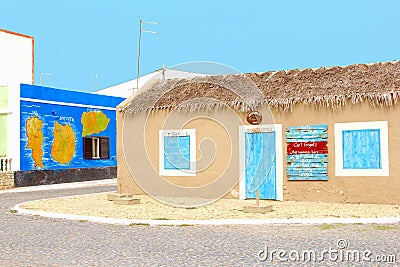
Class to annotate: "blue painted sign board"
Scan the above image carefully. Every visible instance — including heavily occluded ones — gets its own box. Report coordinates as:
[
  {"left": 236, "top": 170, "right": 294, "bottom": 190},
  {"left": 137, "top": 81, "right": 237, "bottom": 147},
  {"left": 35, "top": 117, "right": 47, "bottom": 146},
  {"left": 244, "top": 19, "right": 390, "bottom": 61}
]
[{"left": 286, "top": 124, "right": 328, "bottom": 181}]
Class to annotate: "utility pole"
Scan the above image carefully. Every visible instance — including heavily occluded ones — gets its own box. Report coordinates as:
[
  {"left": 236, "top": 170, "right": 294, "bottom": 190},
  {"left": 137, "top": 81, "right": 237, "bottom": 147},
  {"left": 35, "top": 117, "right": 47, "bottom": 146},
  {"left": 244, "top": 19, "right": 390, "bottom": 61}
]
[
  {"left": 94, "top": 73, "right": 98, "bottom": 91},
  {"left": 136, "top": 19, "right": 158, "bottom": 93}
]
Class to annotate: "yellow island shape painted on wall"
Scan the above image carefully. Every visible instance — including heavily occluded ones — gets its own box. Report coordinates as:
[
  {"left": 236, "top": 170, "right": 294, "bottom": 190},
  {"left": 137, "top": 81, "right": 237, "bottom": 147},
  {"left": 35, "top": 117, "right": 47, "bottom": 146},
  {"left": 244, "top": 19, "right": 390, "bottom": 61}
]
[
  {"left": 51, "top": 121, "right": 76, "bottom": 164},
  {"left": 26, "top": 116, "right": 44, "bottom": 169},
  {"left": 81, "top": 110, "right": 110, "bottom": 137}
]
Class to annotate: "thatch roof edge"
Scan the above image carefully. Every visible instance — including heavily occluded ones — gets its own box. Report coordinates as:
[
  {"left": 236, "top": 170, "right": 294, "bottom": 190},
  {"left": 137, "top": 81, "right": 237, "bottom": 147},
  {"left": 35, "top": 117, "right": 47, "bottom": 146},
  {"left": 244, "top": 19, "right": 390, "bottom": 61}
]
[{"left": 121, "top": 60, "right": 400, "bottom": 116}]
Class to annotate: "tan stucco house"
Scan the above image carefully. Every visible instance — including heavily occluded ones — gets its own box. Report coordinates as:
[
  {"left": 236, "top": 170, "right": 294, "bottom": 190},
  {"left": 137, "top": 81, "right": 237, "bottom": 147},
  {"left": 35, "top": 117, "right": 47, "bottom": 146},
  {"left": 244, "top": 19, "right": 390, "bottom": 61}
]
[{"left": 116, "top": 61, "right": 400, "bottom": 205}]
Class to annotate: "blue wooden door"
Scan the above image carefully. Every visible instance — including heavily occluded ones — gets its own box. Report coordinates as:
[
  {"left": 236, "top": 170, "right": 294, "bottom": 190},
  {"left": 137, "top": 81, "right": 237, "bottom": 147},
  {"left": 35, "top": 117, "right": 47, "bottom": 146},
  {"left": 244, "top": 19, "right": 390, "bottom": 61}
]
[{"left": 244, "top": 131, "right": 277, "bottom": 199}]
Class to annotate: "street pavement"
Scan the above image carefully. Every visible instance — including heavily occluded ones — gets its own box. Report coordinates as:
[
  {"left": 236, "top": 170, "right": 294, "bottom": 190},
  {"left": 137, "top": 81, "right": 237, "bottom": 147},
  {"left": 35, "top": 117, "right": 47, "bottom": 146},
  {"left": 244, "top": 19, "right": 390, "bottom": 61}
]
[{"left": 1, "top": 182, "right": 399, "bottom": 266}]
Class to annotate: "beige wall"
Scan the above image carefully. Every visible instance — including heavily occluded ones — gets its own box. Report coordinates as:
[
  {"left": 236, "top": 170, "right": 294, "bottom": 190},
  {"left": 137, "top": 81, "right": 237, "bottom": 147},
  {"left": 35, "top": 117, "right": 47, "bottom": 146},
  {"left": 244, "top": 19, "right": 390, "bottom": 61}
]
[
  {"left": 273, "top": 103, "right": 400, "bottom": 205},
  {"left": 117, "top": 102, "right": 400, "bottom": 204},
  {"left": 117, "top": 107, "right": 242, "bottom": 199}
]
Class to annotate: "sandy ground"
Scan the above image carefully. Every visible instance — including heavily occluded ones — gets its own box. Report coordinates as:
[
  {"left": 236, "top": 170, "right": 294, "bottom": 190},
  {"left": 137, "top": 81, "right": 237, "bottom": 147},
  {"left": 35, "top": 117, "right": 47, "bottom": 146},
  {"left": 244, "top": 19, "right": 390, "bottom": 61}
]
[{"left": 19, "top": 192, "right": 400, "bottom": 220}]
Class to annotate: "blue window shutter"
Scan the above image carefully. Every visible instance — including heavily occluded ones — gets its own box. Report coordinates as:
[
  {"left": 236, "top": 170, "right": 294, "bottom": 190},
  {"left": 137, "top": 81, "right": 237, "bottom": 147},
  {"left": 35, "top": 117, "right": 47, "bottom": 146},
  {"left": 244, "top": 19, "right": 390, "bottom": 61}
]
[
  {"left": 342, "top": 129, "right": 381, "bottom": 169},
  {"left": 164, "top": 136, "right": 191, "bottom": 170}
]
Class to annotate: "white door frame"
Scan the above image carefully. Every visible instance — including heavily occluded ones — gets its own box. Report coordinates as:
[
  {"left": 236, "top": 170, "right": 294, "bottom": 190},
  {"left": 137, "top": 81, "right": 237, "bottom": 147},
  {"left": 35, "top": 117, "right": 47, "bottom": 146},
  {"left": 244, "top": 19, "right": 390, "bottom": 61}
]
[{"left": 239, "top": 124, "right": 283, "bottom": 201}]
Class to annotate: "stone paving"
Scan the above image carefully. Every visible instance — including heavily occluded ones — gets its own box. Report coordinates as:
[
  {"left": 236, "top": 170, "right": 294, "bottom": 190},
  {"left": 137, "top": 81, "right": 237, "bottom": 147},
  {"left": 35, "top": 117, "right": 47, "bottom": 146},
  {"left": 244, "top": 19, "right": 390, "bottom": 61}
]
[
  {"left": 1, "top": 183, "right": 400, "bottom": 266},
  {"left": 18, "top": 192, "right": 400, "bottom": 221}
]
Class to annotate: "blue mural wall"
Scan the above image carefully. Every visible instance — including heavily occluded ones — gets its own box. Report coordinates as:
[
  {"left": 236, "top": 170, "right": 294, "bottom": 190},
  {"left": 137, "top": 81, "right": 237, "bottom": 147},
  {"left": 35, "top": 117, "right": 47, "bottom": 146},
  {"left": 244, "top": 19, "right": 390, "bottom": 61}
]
[{"left": 19, "top": 84, "right": 125, "bottom": 171}]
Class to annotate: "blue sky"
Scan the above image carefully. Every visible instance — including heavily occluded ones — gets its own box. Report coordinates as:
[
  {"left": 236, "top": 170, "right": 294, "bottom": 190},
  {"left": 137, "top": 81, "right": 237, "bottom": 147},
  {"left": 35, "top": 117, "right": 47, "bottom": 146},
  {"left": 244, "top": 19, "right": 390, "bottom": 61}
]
[{"left": 1, "top": 0, "right": 399, "bottom": 92}]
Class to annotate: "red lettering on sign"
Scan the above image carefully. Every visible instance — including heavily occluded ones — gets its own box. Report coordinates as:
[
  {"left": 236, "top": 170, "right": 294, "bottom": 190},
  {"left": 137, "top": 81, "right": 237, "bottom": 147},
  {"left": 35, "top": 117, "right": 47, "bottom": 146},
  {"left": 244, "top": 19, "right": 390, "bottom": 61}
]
[{"left": 287, "top": 142, "right": 328, "bottom": 155}]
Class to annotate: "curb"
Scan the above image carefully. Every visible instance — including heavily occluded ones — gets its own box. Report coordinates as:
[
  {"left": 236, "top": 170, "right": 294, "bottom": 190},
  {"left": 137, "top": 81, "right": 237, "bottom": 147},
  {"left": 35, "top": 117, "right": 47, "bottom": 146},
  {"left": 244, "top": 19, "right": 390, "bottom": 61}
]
[
  {"left": 12, "top": 202, "right": 400, "bottom": 226},
  {"left": 0, "top": 179, "right": 116, "bottom": 194}
]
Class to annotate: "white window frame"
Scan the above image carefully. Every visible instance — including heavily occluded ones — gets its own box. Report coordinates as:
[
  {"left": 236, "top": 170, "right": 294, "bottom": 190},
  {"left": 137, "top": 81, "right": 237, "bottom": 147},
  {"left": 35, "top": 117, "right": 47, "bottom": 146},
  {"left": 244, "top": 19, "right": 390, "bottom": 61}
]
[
  {"left": 334, "top": 121, "right": 389, "bottom": 176},
  {"left": 159, "top": 129, "right": 196, "bottom": 176},
  {"left": 238, "top": 124, "right": 283, "bottom": 201}
]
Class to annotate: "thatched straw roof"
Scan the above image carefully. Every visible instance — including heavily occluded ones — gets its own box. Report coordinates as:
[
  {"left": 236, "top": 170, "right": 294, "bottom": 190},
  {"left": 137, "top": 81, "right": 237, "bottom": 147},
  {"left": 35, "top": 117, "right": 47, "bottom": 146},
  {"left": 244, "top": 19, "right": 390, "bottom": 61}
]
[{"left": 120, "top": 61, "right": 400, "bottom": 115}]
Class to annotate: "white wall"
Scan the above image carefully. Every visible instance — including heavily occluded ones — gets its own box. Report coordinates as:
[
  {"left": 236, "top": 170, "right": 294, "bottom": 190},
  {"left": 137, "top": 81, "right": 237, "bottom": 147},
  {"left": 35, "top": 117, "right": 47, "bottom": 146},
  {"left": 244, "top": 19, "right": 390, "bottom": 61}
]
[
  {"left": 0, "top": 29, "right": 34, "bottom": 85},
  {"left": 96, "top": 69, "right": 207, "bottom": 98},
  {"left": 4, "top": 83, "right": 21, "bottom": 171}
]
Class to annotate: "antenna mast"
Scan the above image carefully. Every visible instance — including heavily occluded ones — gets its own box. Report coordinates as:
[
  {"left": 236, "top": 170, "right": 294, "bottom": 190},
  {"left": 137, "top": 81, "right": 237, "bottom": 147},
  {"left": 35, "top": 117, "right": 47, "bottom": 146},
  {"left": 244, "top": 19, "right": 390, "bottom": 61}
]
[{"left": 136, "top": 19, "right": 158, "bottom": 93}]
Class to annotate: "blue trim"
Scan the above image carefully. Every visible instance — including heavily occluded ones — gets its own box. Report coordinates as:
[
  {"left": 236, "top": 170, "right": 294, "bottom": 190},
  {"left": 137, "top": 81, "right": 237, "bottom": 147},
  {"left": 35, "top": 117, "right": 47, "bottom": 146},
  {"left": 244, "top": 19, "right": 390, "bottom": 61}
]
[
  {"left": 288, "top": 176, "right": 328, "bottom": 181},
  {"left": 20, "top": 84, "right": 125, "bottom": 108},
  {"left": 286, "top": 126, "right": 328, "bottom": 142},
  {"left": 286, "top": 137, "right": 328, "bottom": 143},
  {"left": 286, "top": 167, "right": 328, "bottom": 175},
  {"left": 287, "top": 154, "right": 328, "bottom": 161},
  {"left": 288, "top": 161, "right": 327, "bottom": 168},
  {"left": 286, "top": 124, "right": 328, "bottom": 131}
]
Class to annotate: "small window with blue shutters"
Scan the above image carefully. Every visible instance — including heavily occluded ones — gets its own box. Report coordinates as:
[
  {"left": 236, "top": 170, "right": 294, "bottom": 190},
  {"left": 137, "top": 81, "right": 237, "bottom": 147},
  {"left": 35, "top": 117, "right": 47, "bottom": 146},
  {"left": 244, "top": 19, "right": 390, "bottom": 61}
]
[
  {"left": 342, "top": 129, "right": 381, "bottom": 169},
  {"left": 335, "top": 121, "right": 389, "bottom": 176},
  {"left": 164, "top": 135, "right": 191, "bottom": 170},
  {"left": 159, "top": 129, "right": 196, "bottom": 176}
]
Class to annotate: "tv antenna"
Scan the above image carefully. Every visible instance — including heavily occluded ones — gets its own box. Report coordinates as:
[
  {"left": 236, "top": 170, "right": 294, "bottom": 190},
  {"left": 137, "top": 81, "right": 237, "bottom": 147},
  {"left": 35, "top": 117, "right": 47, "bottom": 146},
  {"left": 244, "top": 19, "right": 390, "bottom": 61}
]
[
  {"left": 39, "top": 72, "right": 53, "bottom": 86},
  {"left": 136, "top": 19, "right": 158, "bottom": 93}
]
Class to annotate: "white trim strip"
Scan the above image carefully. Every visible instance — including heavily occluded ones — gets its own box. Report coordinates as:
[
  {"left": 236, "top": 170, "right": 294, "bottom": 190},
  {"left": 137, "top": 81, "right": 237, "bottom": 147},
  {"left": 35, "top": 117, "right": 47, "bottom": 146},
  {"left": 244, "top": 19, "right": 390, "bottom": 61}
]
[
  {"left": 13, "top": 203, "right": 400, "bottom": 226},
  {"left": 20, "top": 97, "right": 117, "bottom": 111},
  {"left": 0, "top": 179, "right": 116, "bottom": 194},
  {"left": 334, "top": 121, "right": 389, "bottom": 176}
]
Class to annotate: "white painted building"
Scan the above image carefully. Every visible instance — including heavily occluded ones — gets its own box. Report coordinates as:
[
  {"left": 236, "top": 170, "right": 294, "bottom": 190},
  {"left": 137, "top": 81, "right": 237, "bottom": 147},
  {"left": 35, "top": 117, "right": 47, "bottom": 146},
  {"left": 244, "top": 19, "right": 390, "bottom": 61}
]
[
  {"left": 0, "top": 28, "right": 34, "bottom": 173},
  {"left": 95, "top": 68, "right": 207, "bottom": 98},
  {"left": 0, "top": 29, "right": 34, "bottom": 85}
]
